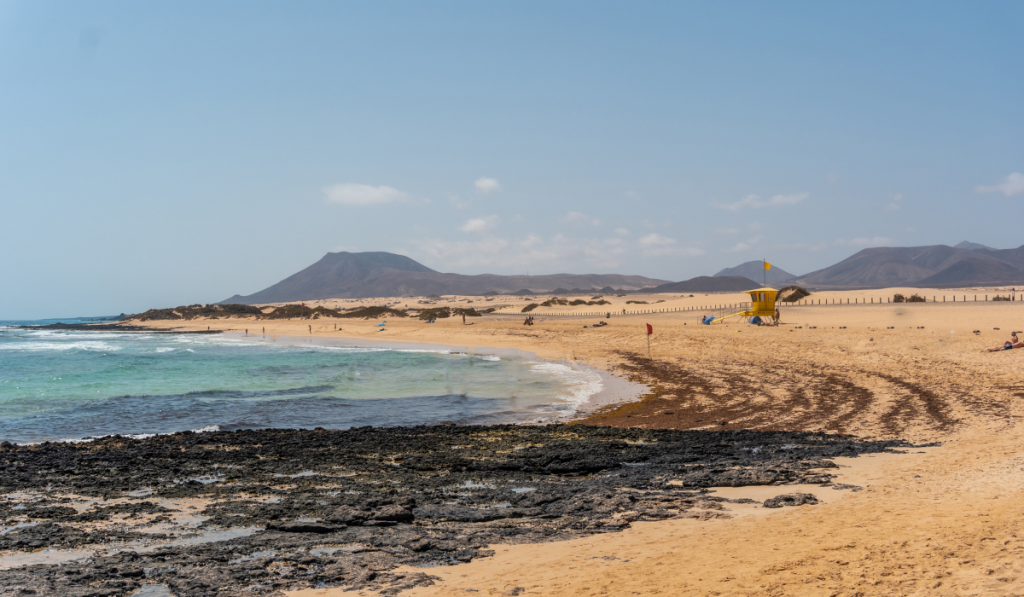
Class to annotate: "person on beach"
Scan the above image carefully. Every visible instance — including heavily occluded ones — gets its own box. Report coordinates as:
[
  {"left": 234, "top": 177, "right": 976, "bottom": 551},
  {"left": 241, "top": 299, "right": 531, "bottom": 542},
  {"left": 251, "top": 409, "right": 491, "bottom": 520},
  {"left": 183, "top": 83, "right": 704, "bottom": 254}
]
[
  {"left": 774, "top": 307, "right": 780, "bottom": 325},
  {"left": 988, "top": 332, "right": 1023, "bottom": 352}
]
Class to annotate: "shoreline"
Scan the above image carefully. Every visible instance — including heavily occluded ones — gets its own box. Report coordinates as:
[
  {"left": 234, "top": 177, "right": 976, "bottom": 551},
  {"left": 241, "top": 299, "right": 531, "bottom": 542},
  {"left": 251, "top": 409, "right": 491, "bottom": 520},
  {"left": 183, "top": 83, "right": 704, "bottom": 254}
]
[
  {"left": 0, "top": 327, "right": 648, "bottom": 445},
  {"left": 219, "top": 331, "right": 649, "bottom": 420},
  {"left": 4, "top": 296, "right": 1023, "bottom": 595}
]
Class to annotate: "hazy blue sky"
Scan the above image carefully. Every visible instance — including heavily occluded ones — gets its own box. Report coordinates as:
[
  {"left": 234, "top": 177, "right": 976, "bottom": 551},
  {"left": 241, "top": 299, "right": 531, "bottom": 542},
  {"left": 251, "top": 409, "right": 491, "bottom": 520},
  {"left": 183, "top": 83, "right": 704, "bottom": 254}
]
[{"left": 2, "top": 1, "right": 1022, "bottom": 319}]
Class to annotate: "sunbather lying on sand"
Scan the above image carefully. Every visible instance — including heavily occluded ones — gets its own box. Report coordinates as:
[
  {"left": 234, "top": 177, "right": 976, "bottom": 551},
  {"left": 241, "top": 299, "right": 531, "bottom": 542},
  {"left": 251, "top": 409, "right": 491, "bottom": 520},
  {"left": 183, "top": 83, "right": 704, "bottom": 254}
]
[{"left": 988, "top": 332, "right": 1022, "bottom": 351}]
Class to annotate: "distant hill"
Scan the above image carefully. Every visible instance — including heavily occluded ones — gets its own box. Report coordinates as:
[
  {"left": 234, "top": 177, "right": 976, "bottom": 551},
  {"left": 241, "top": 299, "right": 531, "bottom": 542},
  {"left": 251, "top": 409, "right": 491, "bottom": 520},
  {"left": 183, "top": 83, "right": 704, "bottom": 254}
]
[
  {"left": 642, "top": 275, "right": 760, "bottom": 294},
  {"left": 954, "top": 241, "right": 995, "bottom": 251},
  {"left": 793, "top": 244, "right": 1024, "bottom": 289},
  {"left": 221, "top": 252, "right": 669, "bottom": 303},
  {"left": 714, "top": 261, "right": 797, "bottom": 285}
]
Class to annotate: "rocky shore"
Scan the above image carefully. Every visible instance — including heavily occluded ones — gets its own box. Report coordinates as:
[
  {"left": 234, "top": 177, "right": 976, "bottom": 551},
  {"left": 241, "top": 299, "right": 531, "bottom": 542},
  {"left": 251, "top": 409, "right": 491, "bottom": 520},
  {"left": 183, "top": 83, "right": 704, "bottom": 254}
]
[{"left": 0, "top": 425, "right": 912, "bottom": 596}]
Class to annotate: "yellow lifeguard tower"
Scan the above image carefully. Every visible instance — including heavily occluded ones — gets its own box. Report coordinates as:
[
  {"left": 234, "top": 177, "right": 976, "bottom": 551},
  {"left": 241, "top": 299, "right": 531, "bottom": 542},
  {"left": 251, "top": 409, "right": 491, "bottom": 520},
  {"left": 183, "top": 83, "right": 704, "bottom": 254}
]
[
  {"left": 713, "top": 287, "right": 778, "bottom": 323},
  {"left": 744, "top": 287, "right": 778, "bottom": 317},
  {"left": 707, "top": 260, "right": 780, "bottom": 324}
]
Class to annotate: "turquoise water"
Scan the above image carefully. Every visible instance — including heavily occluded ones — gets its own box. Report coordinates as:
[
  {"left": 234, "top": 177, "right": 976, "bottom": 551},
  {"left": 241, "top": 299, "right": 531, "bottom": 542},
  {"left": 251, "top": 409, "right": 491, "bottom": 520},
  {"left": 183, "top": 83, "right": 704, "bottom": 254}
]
[{"left": 0, "top": 321, "right": 601, "bottom": 444}]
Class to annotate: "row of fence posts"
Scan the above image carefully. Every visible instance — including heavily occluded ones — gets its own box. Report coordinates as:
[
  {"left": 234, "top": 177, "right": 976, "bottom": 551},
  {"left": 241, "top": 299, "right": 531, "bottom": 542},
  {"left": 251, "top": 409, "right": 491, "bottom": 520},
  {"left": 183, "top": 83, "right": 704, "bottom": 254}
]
[{"left": 514, "top": 292, "right": 1018, "bottom": 317}]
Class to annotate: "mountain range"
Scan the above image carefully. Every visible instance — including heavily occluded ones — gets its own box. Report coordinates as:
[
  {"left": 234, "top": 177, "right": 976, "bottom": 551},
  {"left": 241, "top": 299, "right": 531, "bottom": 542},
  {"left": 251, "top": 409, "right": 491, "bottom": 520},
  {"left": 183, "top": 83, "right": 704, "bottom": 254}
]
[
  {"left": 792, "top": 243, "right": 1024, "bottom": 288},
  {"left": 221, "top": 252, "right": 670, "bottom": 303},
  {"left": 221, "top": 242, "right": 1024, "bottom": 304}
]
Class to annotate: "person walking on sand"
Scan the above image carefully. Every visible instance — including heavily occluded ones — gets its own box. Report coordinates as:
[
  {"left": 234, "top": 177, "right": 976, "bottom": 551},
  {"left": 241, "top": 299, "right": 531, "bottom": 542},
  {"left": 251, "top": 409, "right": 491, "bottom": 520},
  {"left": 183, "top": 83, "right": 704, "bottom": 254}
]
[
  {"left": 988, "top": 332, "right": 1023, "bottom": 352},
  {"left": 774, "top": 307, "right": 780, "bottom": 325}
]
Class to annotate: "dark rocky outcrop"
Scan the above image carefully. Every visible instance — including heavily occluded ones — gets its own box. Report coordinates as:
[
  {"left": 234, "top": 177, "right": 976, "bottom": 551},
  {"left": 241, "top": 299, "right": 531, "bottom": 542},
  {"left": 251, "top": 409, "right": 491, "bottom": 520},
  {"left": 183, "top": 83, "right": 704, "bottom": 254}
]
[{"left": 0, "top": 425, "right": 908, "bottom": 596}]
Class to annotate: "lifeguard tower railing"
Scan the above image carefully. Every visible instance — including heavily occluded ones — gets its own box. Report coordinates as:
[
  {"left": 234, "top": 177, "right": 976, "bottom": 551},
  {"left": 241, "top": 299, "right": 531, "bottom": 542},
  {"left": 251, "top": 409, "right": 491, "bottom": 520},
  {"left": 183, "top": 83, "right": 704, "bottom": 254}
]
[{"left": 705, "top": 302, "right": 752, "bottom": 322}]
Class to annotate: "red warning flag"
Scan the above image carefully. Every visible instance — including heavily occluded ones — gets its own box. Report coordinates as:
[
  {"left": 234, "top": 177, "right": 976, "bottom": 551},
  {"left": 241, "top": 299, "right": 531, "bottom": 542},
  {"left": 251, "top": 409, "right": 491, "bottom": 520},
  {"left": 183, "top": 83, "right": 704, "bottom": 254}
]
[{"left": 646, "top": 323, "right": 653, "bottom": 335}]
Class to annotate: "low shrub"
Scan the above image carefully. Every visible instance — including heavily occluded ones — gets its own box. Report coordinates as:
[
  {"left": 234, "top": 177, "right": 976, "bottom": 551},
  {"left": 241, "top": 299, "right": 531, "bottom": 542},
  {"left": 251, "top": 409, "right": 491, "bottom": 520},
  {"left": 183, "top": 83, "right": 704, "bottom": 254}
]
[
  {"left": 893, "top": 294, "right": 906, "bottom": 303},
  {"left": 626, "top": 300, "right": 648, "bottom": 305},
  {"left": 993, "top": 295, "right": 1012, "bottom": 301},
  {"left": 264, "top": 305, "right": 345, "bottom": 320},
  {"left": 417, "top": 307, "right": 452, "bottom": 320},
  {"left": 522, "top": 303, "right": 540, "bottom": 313},
  {"left": 778, "top": 286, "right": 811, "bottom": 303},
  {"left": 907, "top": 294, "right": 926, "bottom": 303},
  {"left": 339, "top": 306, "right": 409, "bottom": 319},
  {"left": 134, "top": 304, "right": 264, "bottom": 321}
]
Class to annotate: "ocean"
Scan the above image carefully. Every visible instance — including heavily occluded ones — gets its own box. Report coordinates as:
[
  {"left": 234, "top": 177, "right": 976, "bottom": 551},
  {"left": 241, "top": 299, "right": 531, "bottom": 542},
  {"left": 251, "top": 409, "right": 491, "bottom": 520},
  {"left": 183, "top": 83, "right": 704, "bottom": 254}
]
[{"left": 0, "top": 319, "right": 602, "bottom": 444}]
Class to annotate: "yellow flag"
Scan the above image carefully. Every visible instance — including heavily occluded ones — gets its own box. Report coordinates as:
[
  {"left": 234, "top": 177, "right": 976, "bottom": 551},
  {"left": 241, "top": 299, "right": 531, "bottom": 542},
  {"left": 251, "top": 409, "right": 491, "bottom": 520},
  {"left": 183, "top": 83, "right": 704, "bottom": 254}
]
[{"left": 764, "top": 261, "right": 772, "bottom": 271}]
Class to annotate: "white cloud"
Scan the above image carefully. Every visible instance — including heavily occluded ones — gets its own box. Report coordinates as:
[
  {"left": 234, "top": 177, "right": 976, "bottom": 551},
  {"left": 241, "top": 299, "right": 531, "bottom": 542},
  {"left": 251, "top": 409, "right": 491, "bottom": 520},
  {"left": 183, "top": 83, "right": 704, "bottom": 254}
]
[
  {"left": 714, "top": 193, "right": 809, "bottom": 212},
  {"left": 724, "top": 234, "right": 764, "bottom": 253},
  {"left": 836, "top": 237, "right": 892, "bottom": 247},
  {"left": 475, "top": 177, "right": 501, "bottom": 194},
  {"left": 890, "top": 193, "right": 904, "bottom": 201},
  {"left": 323, "top": 183, "right": 411, "bottom": 206},
  {"left": 976, "top": 173, "right": 1024, "bottom": 197},
  {"left": 614, "top": 227, "right": 630, "bottom": 236},
  {"left": 636, "top": 233, "right": 703, "bottom": 257},
  {"left": 562, "top": 211, "right": 601, "bottom": 227},
  {"left": 638, "top": 233, "right": 675, "bottom": 247},
  {"left": 414, "top": 234, "right": 627, "bottom": 270},
  {"left": 413, "top": 228, "right": 703, "bottom": 271},
  {"left": 885, "top": 203, "right": 901, "bottom": 212},
  {"left": 447, "top": 193, "right": 472, "bottom": 209},
  {"left": 459, "top": 215, "right": 498, "bottom": 234},
  {"left": 520, "top": 234, "right": 543, "bottom": 248}
]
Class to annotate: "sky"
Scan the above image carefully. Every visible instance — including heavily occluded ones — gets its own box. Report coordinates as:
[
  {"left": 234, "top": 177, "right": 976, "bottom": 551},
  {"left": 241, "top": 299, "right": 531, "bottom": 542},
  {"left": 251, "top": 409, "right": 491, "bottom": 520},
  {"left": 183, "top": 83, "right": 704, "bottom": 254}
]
[{"left": 1, "top": 1, "right": 1022, "bottom": 319}]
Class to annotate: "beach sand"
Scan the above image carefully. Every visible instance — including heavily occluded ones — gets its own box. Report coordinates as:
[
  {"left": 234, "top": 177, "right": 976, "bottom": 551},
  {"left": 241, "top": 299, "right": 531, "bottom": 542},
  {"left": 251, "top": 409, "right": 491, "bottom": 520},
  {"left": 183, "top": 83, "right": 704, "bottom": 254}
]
[{"left": 131, "top": 287, "right": 1024, "bottom": 596}]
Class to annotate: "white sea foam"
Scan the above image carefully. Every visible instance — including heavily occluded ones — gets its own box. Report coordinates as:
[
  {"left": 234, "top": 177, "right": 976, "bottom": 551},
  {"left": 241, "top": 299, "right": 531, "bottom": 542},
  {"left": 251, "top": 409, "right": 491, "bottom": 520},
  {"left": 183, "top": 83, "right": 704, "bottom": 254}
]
[
  {"left": 153, "top": 347, "right": 176, "bottom": 353},
  {"left": 29, "top": 425, "right": 221, "bottom": 446},
  {"left": 0, "top": 341, "right": 122, "bottom": 352},
  {"left": 528, "top": 362, "right": 603, "bottom": 410},
  {"left": 477, "top": 355, "right": 501, "bottom": 362}
]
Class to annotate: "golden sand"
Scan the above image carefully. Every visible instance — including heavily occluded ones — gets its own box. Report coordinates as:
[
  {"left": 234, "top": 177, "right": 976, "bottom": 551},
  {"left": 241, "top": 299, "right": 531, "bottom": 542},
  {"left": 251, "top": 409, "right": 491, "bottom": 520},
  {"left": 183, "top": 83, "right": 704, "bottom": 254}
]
[{"left": 134, "top": 287, "right": 1024, "bottom": 596}]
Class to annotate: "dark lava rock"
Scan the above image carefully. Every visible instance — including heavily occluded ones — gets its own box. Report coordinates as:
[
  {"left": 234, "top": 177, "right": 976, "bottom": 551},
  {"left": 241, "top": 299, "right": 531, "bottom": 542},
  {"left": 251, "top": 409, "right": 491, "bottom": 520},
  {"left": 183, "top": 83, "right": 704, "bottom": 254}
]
[
  {"left": 763, "top": 493, "right": 819, "bottom": 508},
  {"left": 0, "top": 424, "right": 907, "bottom": 596}
]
